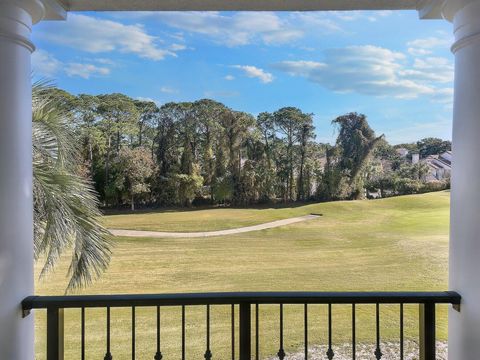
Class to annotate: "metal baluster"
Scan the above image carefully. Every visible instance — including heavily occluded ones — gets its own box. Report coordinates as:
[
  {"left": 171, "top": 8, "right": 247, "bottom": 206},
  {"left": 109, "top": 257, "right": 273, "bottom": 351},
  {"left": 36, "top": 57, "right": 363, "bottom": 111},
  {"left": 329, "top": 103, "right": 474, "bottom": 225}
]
[
  {"left": 154, "top": 306, "right": 163, "bottom": 360},
  {"left": 326, "top": 304, "right": 334, "bottom": 360},
  {"left": 304, "top": 304, "right": 308, "bottom": 360},
  {"left": 132, "top": 306, "right": 136, "bottom": 360},
  {"left": 256, "top": 304, "right": 259, "bottom": 360},
  {"left": 239, "top": 303, "right": 251, "bottom": 360},
  {"left": 204, "top": 305, "right": 212, "bottom": 360},
  {"left": 182, "top": 305, "right": 186, "bottom": 360},
  {"left": 352, "top": 304, "right": 356, "bottom": 360},
  {"left": 277, "top": 304, "right": 285, "bottom": 360},
  {"left": 231, "top": 304, "right": 235, "bottom": 360},
  {"left": 81, "top": 307, "right": 85, "bottom": 360},
  {"left": 419, "top": 303, "right": 436, "bottom": 360},
  {"left": 104, "top": 307, "right": 112, "bottom": 360},
  {"left": 47, "top": 308, "right": 64, "bottom": 360},
  {"left": 374, "top": 303, "right": 383, "bottom": 360},
  {"left": 400, "top": 304, "right": 404, "bottom": 360}
]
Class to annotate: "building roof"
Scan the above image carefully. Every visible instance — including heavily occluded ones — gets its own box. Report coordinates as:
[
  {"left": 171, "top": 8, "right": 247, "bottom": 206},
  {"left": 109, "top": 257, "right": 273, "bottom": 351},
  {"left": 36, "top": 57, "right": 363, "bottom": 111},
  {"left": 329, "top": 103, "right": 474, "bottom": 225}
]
[
  {"left": 440, "top": 151, "right": 452, "bottom": 165},
  {"left": 425, "top": 156, "right": 452, "bottom": 171},
  {"left": 396, "top": 147, "right": 409, "bottom": 154}
]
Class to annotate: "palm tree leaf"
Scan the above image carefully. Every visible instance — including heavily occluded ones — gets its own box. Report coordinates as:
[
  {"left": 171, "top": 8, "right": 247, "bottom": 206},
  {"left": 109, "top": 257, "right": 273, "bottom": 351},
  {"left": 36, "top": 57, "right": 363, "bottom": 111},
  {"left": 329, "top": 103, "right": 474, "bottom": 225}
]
[{"left": 32, "top": 81, "right": 112, "bottom": 292}]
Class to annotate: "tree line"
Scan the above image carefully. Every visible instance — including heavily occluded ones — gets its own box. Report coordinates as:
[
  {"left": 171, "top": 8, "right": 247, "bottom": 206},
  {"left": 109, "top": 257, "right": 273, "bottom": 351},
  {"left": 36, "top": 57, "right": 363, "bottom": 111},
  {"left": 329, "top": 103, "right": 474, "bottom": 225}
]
[{"left": 46, "top": 88, "right": 451, "bottom": 209}]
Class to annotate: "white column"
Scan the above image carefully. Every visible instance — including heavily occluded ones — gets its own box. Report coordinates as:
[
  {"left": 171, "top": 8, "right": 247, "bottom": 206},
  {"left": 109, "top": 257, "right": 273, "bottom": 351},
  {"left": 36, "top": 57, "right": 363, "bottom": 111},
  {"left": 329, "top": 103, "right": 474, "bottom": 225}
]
[
  {"left": 0, "top": 1, "right": 45, "bottom": 359},
  {"left": 447, "top": 0, "right": 480, "bottom": 359}
]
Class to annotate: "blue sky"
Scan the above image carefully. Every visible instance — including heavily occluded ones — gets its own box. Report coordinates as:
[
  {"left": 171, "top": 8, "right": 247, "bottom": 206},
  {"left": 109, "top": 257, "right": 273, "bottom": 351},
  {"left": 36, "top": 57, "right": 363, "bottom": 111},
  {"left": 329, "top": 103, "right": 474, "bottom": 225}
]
[{"left": 32, "top": 10, "right": 454, "bottom": 144}]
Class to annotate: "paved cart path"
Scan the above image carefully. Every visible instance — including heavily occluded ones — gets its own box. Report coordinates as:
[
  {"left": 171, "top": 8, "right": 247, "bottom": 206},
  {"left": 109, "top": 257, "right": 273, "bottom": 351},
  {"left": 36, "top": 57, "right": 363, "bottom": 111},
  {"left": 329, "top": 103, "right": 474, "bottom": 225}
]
[{"left": 109, "top": 214, "right": 320, "bottom": 238}]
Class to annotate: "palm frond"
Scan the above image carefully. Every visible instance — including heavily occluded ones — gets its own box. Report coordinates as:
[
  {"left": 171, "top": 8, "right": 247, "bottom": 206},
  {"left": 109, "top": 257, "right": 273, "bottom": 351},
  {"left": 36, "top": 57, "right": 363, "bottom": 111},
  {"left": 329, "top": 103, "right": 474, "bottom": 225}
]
[{"left": 33, "top": 81, "right": 112, "bottom": 292}]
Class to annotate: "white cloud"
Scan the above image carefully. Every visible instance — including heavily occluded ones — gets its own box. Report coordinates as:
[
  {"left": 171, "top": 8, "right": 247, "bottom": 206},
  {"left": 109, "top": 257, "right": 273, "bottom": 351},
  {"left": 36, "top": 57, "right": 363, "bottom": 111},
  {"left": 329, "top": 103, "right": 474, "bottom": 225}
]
[
  {"left": 94, "top": 58, "right": 116, "bottom": 65},
  {"left": 145, "top": 11, "right": 337, "bottom": 47},
  {"left": 136, "top": 97, "right": 162, "bottom": 106},
  {"left": 274, "top": 45, "right": 453, "bottom": 101},
  {"left": 233, "top": 65, "right": 274, "bottom": 83},
  {"left": 289, "top": 12, "right": 343, "bottom": 32},
  {"left": 407, "top": 36, "right": 451, "bottom": 49},
  {"left": 204, "top": 90, "right": 240, "bottom": 98},
  {"left": 154, "top": 12, "right": 304, "bottom": 46},
  {"left": 32, "top": 49, "right": 61, "bottom": 77},
  {"left": 170, "top": 43, "right": 187, "bottom": 51},
  {"left": 160, "top": 86, "right": 179, "bottom": 94},
  {"left": 32, "top": 49, "right": 112, "bottom": 79},
  {"left": 376, "top": 10, "right": 394, "bottom": 17},
  {"left": 39, "top": 14, "right": 178, "bottom": 61},
  {"left": 407, "top": 47, "right": 432, "bottom": 56},
  {"left": 431, "top": 88, "right": 454, "bottom": 110},
  {"left": 65, "top": 63, "right": 110, "bottom": 79},
  {"left": 224, "top": 75, "right": 235, "bottom": 81},
  {"left": 331, "top": 10, "right": 393, "bottom": 22},
  {"left": 406, "top": 36, "right": 452, "bottom": 56},
  {"left": 112, "top": 11, "right": 347, "bottom": 47},
  {"left": 401, "top": 57, "right": 454, "bottom": 83},
  {"left": 168, "top": 32, "right": 186, "bottom": 42}
]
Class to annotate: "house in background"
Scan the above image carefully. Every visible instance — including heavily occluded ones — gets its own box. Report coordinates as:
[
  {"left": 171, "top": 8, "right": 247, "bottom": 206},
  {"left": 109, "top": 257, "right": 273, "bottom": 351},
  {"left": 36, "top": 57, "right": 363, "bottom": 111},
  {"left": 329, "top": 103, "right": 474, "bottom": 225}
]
[
  {"left": 396, "top": 147, "right": 410, "bottom": 158},
  {"left": 397, "top": 147, "right": 451, "bottom": 182},
  {"left": 412, "top": 153, "right": 420, "bottom": 164},
  {"left": 425, "top": 151, "right": 452, "bottom": 181}
]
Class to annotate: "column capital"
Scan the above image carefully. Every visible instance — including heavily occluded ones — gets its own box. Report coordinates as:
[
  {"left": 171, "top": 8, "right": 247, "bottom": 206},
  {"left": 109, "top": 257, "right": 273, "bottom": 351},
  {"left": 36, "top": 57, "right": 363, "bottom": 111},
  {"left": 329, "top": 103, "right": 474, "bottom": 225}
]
[
  {"left": 0, "top": 0, "right": 65, "bottom": 53},
  {"left": 450, "top": 0, "right": 480, "bottom": 53},
  {"left": 0, "top": 0, "right": 66, "bottom": 24},
  {"left": 0, "top": 0, "right": 44, "bottom": 24},
  {"left": 418, "top": 0, "right": 479, "bottom": 21},
  {"left": 0, "top": 1, "right": 40, "bottom": 52},
  {"left": 418, "top": 0, "right": 480, "bottom": 53}
]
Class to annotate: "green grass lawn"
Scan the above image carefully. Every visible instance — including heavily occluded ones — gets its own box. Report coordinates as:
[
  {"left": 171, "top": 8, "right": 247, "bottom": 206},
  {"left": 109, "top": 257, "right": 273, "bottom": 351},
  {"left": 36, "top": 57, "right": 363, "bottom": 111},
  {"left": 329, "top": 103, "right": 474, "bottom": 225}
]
[
  {"left": 102, "top": 205, "right": 318, "bottom": 232},
  {"left": 35, "top": 191, "right": 450, "bottom": 359}
]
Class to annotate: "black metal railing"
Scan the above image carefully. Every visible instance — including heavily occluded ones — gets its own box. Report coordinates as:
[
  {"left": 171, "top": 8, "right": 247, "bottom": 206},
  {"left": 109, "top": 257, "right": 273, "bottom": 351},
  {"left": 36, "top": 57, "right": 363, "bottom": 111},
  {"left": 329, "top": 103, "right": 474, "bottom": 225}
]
[{"left": 23, "top": 291, "right": 461, "bottom": 360}]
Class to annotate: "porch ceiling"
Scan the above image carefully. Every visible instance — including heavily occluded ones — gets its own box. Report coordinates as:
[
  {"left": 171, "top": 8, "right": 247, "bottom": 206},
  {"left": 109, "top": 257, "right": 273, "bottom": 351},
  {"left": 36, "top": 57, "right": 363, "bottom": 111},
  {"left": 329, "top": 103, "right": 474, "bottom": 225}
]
[{"left": 55, "top": 0, "right": 418, "bottom": 12}]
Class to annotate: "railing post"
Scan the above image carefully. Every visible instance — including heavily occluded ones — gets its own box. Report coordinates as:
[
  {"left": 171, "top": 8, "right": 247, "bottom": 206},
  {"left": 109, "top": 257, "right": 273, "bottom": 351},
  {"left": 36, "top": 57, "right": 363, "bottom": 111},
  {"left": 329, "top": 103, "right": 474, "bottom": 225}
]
[
  {"left": 239, "top": 303, "right": 251, "bottom": 360},
  {"left": 47, "top": 308, "right": 64, "bottom": 360},
  {"left": 419, "top": 303, "right": 435, "bottom": 360}
]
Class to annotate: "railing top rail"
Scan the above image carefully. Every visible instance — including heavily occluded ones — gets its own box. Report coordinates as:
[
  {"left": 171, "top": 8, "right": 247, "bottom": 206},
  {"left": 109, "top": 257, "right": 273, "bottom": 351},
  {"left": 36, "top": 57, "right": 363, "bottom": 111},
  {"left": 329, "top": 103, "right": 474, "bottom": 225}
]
[{"left": 22, "top": 291, "right": 461, "bottom": 310}]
